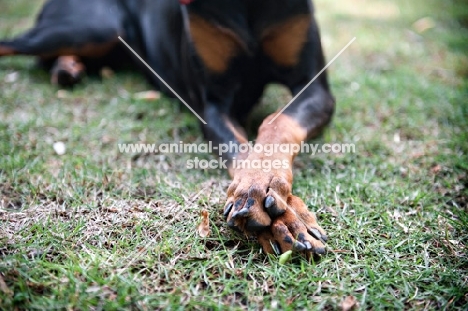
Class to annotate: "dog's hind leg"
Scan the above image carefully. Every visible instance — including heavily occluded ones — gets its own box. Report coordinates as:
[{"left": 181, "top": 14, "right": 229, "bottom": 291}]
[
  {"left": 0, "top": 0, "right": 126, "bottom": 86},
  {"left": 49, "top": 56, "right": 85, "bottom": 87}
]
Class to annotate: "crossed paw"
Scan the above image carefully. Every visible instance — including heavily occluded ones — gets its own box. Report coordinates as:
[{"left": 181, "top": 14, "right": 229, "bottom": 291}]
[{"left": 224, "top": 166, "right": 327, "bottom": 256}]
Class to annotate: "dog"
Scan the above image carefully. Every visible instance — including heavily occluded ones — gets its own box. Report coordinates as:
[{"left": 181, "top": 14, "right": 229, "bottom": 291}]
[{"left": 0, "top": 0, "right": 334, "bottom": 256}]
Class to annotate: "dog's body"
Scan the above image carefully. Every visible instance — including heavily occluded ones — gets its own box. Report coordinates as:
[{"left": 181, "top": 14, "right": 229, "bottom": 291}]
[{"left": 0, "top": 0, "right": 334, "bottom": 256}]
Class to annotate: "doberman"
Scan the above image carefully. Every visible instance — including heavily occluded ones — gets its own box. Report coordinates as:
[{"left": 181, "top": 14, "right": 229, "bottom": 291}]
[{"left": 0, "top": 0, "right": 335, "bottom": 257}]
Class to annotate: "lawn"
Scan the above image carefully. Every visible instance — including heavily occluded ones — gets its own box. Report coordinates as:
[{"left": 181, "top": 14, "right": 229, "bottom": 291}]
[{"left": 0, "top": 0, "right": 467, "bottom": 309}]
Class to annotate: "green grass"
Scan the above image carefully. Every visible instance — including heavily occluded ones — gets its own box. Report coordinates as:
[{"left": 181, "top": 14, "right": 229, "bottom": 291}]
[{"left": 0, "top": 0, "right": 467, "bottom": 309}]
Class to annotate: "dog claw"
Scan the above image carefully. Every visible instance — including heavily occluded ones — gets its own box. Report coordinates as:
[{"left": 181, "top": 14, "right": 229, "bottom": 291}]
[
  {"left": 264, "top": 196, "right": 275, "bottom": 209},
  {"left": 308, "top": 228, "right": 323, "bottom": 241},
  {"left": 304, "top": 241, "right": 312, "bottom": 251},
  {"left": 233, "top": 207, "right": 249, "bottom": 218},
  {"left": 293, "top": 241, "right": 307, "bottom": 252},
  {"left": 314, "top": 246, "right": 326, "bottom": 255},
  {"left": 223, "top": 203, "right": 233, "bottom": 219},
  {"left": 272, "top": 241, "right": 281, "bottom": 255},
  {"left": 321, "top": 233, "right": 328, "bottom": 242}
]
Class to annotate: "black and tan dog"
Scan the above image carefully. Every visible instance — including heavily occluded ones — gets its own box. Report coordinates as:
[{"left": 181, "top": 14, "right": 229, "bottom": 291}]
[{"left": 0, "top": 0, "right": 334, "bottom": 257}]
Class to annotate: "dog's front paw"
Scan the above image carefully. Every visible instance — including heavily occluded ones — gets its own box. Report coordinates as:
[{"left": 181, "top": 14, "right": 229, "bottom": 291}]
[
  {"left": 223, "top": 164, "right": 292, "bottom": 233},
  {"left": 257, "top": 195, "right": 328, "bottom": 256}
]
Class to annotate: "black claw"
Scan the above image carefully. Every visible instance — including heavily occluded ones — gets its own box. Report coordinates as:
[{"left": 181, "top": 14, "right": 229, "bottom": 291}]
[
  {"left": 264, "top": 196, "right": 275, "bottom": 209},
  {"left": 314, "top": 247, "right": 326, "bottom": 255},
  {"left": 283, "top": 236, "right": 293, "bottom": 244},
  {"left": 304, "top": 241, "right": 312, "bottom": 251},
  {"left": 308, "top": 228, "right": 322, "bottom": 240},
  {"left": 321, "top": 233, "right": 328, "bottom": 242},
  {"left": 233, "top": 207, "right": 249, "bottom": 218},
  {"left": 271, "top": 241, "right": 281, "bottom": 255},
  {"left": 223, "top": 203, "right": 233, "bottom": 219},
  {"left": 293, "top": 241, "right": 307, "bottom": 252}
]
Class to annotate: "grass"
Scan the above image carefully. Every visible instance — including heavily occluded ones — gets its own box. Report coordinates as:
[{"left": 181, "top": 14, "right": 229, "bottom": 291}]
[{"left": 0, "top": 0, "right": 467, "bottom": 309}]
